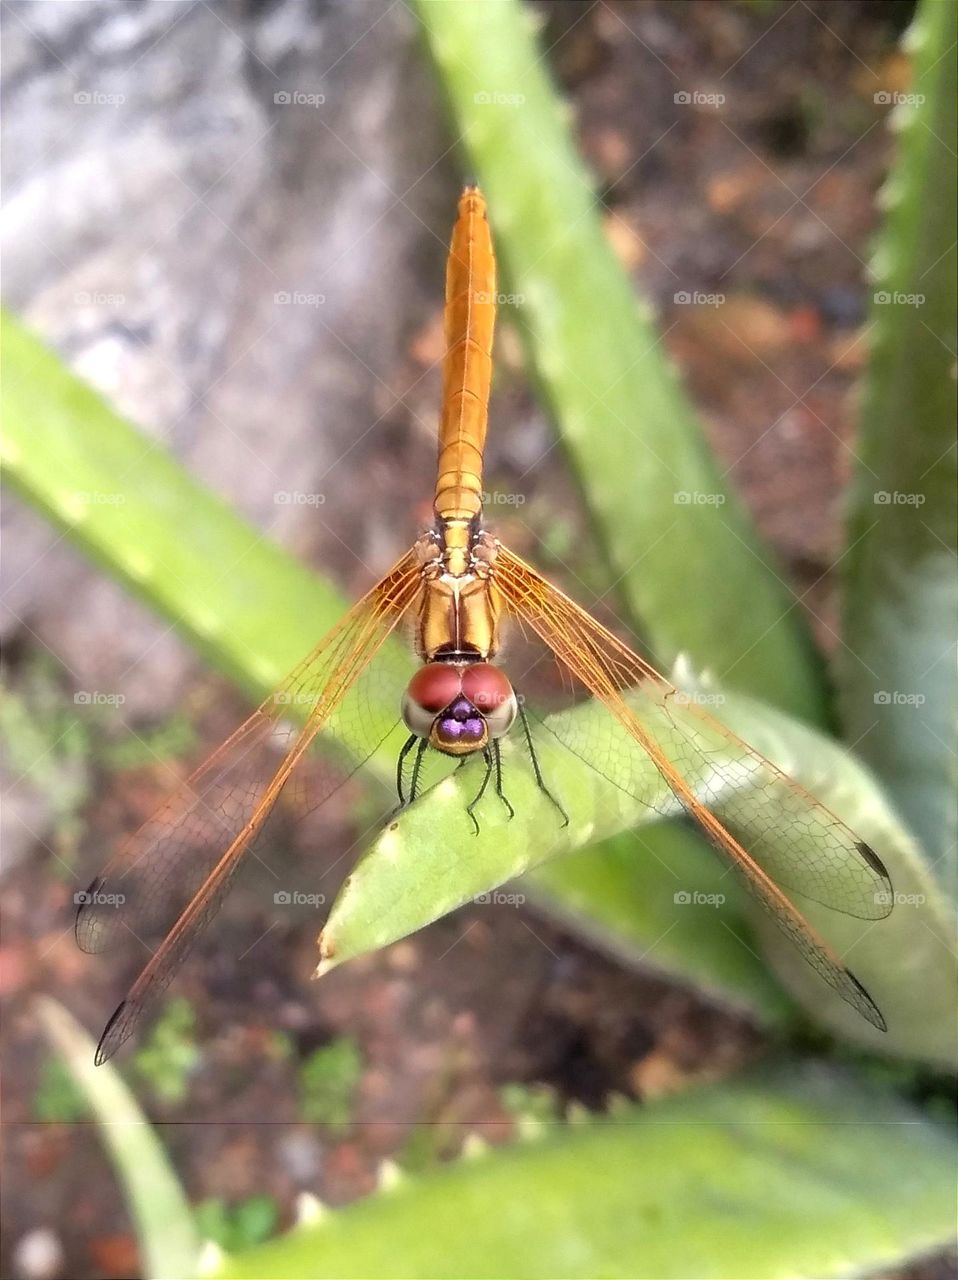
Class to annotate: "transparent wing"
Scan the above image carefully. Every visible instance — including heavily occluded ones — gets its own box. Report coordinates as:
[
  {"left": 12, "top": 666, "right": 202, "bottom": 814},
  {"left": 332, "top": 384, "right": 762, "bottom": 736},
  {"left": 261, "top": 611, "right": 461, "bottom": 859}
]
[
  {"left": 494, "top": 544, "right": 890, "bottom": 1032},
  {"left": 78, "top": 550, "right": 422, "bottom": 1063}
]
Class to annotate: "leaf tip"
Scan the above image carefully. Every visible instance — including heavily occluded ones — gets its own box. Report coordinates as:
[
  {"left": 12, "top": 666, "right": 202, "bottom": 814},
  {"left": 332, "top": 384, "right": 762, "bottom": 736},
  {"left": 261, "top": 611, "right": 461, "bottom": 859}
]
[
  {"left": 311, "top": 956, "right": 337, "bottom": 980},
  {"left": 196, "top": 1240, "right": 227, "bottom": 1276},
  {"left": 376, "top": 1159, "right": 406, "bottom": 1192},
  {"left": 461, "top": 1132, "right": 491, "bottom": 1160},
  {"left": 294, "top": 1191, "right": 329, "bottom": 1227}
]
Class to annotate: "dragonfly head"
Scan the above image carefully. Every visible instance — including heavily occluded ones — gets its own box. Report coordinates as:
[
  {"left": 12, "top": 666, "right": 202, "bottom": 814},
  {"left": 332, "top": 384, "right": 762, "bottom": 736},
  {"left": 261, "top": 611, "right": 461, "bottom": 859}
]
[{"left": 402, "top": 661, "right": 517, "bottom": 756}]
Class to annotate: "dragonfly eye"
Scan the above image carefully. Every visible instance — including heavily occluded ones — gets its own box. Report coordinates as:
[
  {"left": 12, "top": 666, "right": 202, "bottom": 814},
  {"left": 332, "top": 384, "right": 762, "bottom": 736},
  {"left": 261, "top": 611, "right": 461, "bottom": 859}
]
[
  {"left": 461, "top": 663, "right": 517, "bottom": 738},
  {"left": 402, "top": 662, "right": 464, "bottom": 738}
]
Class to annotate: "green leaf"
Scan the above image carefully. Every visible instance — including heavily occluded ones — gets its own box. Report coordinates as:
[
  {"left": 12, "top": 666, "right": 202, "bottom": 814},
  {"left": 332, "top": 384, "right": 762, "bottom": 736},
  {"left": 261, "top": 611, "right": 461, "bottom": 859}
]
[
  {"left": 528, "top": 823, "right": 791, "bottom": 1026},
  {"left": 839, "top": 0, "right": 958, "bottom": 879},
  {"left": 414, "top": 0, "right": 826, "bottom": 723},
  {"left": 319, "top": 672, "right": 955, "bottom": 1066},
  {"left": 215, "top": 1067, "right": 956, "bottom": 1280},
  {"left": 0, "top": 312, "right": 348, "bottom": 706},
  {"left": 35, "top": 998, "right": 200, "bottom": 1280}
]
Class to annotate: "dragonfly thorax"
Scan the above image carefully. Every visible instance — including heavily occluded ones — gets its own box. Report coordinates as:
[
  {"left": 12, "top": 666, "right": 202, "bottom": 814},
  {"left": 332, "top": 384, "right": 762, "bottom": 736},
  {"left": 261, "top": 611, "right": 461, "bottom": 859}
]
[
  {"left": 402, "top": 661, "right": 517, "bottom": 757},
  {"left": 414, "top": 525, "right": 505, "bottom": 665}
]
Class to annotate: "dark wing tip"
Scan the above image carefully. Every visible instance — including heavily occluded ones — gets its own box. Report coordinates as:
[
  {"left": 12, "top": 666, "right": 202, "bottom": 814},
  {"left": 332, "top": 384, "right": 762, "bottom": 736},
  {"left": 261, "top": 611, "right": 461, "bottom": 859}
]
[
  {"left": 856, "top": 841, "right": 895, "bottom": 919},
  {"left": 844, "top": 968, "right": 887, "bottom": 1033},
  {"left": 94, "top": 999, "right": 129, "bottom": 1066},
  {"left": 856, "top": 840, "right": 890, "bottom": 882}
]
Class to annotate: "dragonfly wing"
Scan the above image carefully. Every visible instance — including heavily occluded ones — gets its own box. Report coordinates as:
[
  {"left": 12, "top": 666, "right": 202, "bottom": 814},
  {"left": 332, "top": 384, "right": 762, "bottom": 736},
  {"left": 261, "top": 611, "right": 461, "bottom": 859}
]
[
  {"left": 494, "top": 544, "right": 890, "bottom": 1031},
  {"left": 81, "top": 549, "right": 422, "bottom": 1063}
]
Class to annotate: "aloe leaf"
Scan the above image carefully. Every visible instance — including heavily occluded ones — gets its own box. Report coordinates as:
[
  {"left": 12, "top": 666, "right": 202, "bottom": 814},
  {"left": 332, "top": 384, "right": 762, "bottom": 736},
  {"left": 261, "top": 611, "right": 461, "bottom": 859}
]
[
  {"left": 35, "top": 998, "right": 200, "bottom": 1280},
  {"left": 414, "top": 0, "right": 826, "bottom": 723},
  {"left": 528, "top": 823, "right": 791, "bottom": 1026},
  {"left": 215, "top": 1066, "right": 956, "bottom": 1280},
  {"left": 0, "top": 313, "right": 350, "bottom": 705},
  {"left": 839, "top": 0, "right": 958, "bottom": 880},
  {"left": 319, "top": 671, "right": 954, "bottom": 1066},
  {"left": 687, "top": 672, "right": 956, "bottom": 1068}
]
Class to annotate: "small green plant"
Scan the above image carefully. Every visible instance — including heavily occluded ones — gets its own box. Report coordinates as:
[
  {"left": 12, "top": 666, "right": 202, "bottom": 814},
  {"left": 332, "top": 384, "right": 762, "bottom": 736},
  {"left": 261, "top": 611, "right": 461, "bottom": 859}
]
[
  {"left": 297, "top": 1037, "right": 363, "bottom": 1133},
  {"left": 33, "top": 1055, "right": 90, "bottom": 1122},
  {"left": 0, "top": 655, "right": 91, "bottom": 866},
  {"left": 131, "top": 997, "right": 200, "bottom": 1106},
  {"left": 99, "top": 710, "right": 197, "bottom": 771},
  {"left": 498, "top": 1082, "right": 561, "bottom": 1135},
  {"left": 195, "top": 1196, "right": 279, "bottom": 1253}
]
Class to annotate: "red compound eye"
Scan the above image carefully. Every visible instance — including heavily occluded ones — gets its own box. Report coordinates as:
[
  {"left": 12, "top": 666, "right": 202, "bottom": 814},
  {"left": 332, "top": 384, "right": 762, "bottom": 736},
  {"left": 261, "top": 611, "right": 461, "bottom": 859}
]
[
  {"left": 460, "top": 664, "right": 517, "bottom": 738},
  {"left": 461, "top": 663, "right": 513, "bottom": 711},
  {"left": 405, "top": 663, "right": 463, "bottom": 713}
]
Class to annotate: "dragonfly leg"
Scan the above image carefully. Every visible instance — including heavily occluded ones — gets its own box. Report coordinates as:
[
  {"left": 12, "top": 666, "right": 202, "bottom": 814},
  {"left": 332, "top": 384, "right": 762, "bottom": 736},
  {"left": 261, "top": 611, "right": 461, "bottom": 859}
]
[
  {"left": 409, "top": 736, "right": 429, "bottom": 804},
  {"left": 466, "top": 749, "right": 494, "bottom": 836},
  {"left": 396, "top": 732, "right": 418, "bottom": 806},
  {"left": 491, "top": 739, "right": 515, "bottom": 820},
  {"left": 517, "top": 701, "right": 569, "bottom": 827}
]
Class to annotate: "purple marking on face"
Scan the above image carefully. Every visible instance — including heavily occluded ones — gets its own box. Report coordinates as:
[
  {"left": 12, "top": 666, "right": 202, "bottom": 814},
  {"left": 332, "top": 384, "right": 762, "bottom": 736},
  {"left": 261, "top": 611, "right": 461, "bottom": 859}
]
[{"left": 437, "top": 696, "right": 485, "bottom": 744}]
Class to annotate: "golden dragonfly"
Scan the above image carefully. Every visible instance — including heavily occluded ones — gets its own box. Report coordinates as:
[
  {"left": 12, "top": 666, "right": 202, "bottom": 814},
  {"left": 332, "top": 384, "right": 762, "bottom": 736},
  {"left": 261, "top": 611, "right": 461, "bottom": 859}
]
[{"left": 79, "top": 187, "right": 892, "bottom": 1063}]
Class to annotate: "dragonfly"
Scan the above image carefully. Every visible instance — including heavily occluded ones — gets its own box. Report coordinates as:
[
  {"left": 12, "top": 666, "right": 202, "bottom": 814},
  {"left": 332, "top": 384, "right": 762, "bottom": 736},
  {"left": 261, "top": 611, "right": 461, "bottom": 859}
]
[{"left": 78, "top": 186, "right": 893, "bottom": 1063}]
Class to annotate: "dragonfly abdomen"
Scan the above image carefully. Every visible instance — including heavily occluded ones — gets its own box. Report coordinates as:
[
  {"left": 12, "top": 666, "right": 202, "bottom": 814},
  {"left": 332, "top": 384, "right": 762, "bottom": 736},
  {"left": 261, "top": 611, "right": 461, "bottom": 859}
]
[{"left": 434, "top": 186, "right": 496, "bottom": 523}]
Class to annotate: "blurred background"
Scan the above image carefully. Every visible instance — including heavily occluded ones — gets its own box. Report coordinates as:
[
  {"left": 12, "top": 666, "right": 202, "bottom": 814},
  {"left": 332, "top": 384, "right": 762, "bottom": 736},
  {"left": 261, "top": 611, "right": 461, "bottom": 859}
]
[{"left": 1, "top": 2, "right": 955, "bottom": 1278}]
